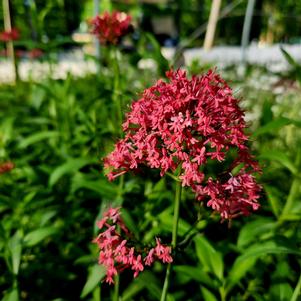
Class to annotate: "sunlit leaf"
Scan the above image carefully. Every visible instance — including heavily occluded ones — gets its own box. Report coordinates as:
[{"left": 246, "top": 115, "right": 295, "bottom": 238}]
[
  {"left": 80, "top": 265, "right": 106, "bottom": 298},
  {"left": 237, "top": 218, "right": 276, "bottom": 249},
  {"left": 2, "top": 288, "right": 19, "bottom": 301},
  {"left": 259, "top": 151, "right": 298, "bottom": 174},
  {"left": 23, "top": 227, "right": 58, "bottom": 247},
  {"left": 194, "top": 235, "right": 224, "bottom": 280},
  {"left": 252, "top": 117, "right": 301, "bottom": 137},
  {"left": 49, "top": 158, "right": 96, "bottom": 187},
  {"left": 270, "top": 283, "right": 293, "bottom": 301},
  {"left": 201, "top": 287, "right": 218, "bottom": 301},
  {"left": 18, "top": 131, "right": 59, "bottom": 149},
  {"left": 8, "top": 231, "right": 23, "bottom": 276},
  {"left": 264, "top": 185, "right": 283, "bottom": 218}
]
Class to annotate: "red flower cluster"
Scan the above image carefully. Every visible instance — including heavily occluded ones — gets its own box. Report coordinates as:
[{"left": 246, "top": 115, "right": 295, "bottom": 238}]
[
  {"left": 93, "top": 207, "right": 172, "bottom": 284},
  {"left": 90, "top": 11, "right": 132, "bottom": 45},
  {"left": 0, "top": 161, "right": 14, "bottom": 174},
  {"left": 104, "top": 70, "right": 261, "bottom": 220},
  {"left": 0, "top": 28, "right": 20, "bottom": 42}
]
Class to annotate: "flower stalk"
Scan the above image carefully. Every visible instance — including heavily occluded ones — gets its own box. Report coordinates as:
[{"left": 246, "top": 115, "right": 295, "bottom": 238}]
[
  {"left": 112, "top": 47, "right": 123, "bottom": 135},
  {"left": 160, "top": 179, "right": 182, "bottom": 301}
]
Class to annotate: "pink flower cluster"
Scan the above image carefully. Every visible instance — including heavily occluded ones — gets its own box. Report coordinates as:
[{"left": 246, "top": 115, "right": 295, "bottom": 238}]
[
  {"left": 104, "top": 70, "right": 261, "bottom": 220},
  {"left": 0, "top": 28, "right": 19, "bottom": 42},
  {"left": 93, "top": 207, "right": 172, "bottom": 284},
  {"left": 90, "top": 11, "right": 132, "bottom": 45}
]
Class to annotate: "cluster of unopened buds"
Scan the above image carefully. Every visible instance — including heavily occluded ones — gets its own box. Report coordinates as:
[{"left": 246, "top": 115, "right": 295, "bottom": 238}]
[
  {"left": 89, "top": 11, "right": 132, "bottom": 45},
  {"left": 0, "top": 28, "right": 20, "bottom": 42},
  {"left": 93, "top": 207, "right": 172, "bottom": 284},
  {"left": 105, "top": 69, "right": 262, "bottom": 220}
]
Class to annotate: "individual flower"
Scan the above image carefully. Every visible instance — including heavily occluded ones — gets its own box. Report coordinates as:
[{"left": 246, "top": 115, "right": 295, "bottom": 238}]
[
  {"left": 104, "top": 69, "right": 261, "bottom": 220},
  {"left": 0, "top": 161, "right": 15, "bottom": 174},
  {"left": 93, "top": 207, "right": 172, "bottom": 284},
  {"left": 89, "top": 11, "right": 132, "bottom": 45},
  {"left": 0, "top": 28, "right": 20, "bottom": 42}
]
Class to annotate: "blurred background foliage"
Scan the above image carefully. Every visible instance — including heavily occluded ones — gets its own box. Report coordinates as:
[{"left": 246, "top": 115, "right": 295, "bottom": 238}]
[{"left": 1, "top": 0, "right": 301, "bottom": 45}]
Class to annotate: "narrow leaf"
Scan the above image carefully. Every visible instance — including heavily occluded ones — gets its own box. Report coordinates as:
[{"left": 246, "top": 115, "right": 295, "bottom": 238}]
[
  {"left": 194, "top": 235, "right": 223, "bottom": 280},
  {"left": 49, "top": 158, "right": 96, "bottom": 187},
  {"left": 23, "top": 227, "right": 57, "bottom": 247},
  {"left": 259, "top": 151, "right": 298, "bottom": 174},
  {"left": 18, "top": 131, "right": 59, "bottom": 149},
  {"left": 201, "top": 287, "right": 218, "bottom": 301},
  {"left": 8, "top": 231, "right": 22, "bottom": 275},
  {"left": 237, "top": 218, "right": 276, "bottom": 249},
  {"left": 80, "top": 265, "right": 106, "bottom": 298},
  {"left": 2, "top": 288, "right": 19, "bottom": 301}
]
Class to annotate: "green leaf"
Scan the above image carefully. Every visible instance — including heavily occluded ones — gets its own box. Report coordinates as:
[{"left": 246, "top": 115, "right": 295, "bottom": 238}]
[
  {"left": 252, "top": 117, "right": 301, "bottom": 137},
  {"left": 18, "top": 131, "right": 59, "bottom": 149},
  {"left": 122, "top": 271, "right": 175, "bottom": 301},
  {"left": 270, "top": 283, "right": 293, "bottom": 301},
  {"left": 194, "top": 235, "right": 224, "bottom": 280},
  {"left": 158, "top": 209, "right": 191, "bottom": 236},
  {"left": 8, "top": 231, "right": 22, "bottom": 275},
  {"left": 121, "top": 281, "right": 145, "bottom": 301},
  {"left": 237, "top": 218, "right": 276, "bottom": 249},
  {"left": 259, "top": 151, "right": 298, "bottom": 174},
  {"left": 80, "top": 265, "right": 106, "bottom": 298},
  {"left": 40, "top": 211, "right": 57, "bottom": 227},
  {"left": 280, "top": 47, "right": 301, "bottom": 73},
  {"left": 225, "top": 257, "right": 257, "bottom": 294},
  {"left": 2, "top": 288, "right": 19, "bottom": 301},
  {"left": 237, "top": 239, "right": 301, "bottom": 262},
  {"left": 226, "top": 238, "right": 301, "bottom": 293},
  {"left": 120, "top": 208, "right": 140, "bottom": 238},
  {"left": 23, "top": 227, "right": 58, "bottom": 247},
  {"left": 201, "top": 287, "right": 218, "bottom": 301},
  {"left": 71, "top": 173, "right": 117, "bottom": 199},
  {"left": 174, "top": 265, "right": 213, "bottom": 288},
  {"left": 49, "top": 158, "right": 96, "bottom": 187},
  {"left": 264, "top": 185, "right": 282, "bottom": 218}
]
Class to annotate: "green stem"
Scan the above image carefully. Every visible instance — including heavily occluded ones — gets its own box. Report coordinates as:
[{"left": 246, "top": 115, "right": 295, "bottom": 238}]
[
  {"left": 280, "top": 149, "right": 301, "bottom": 220},
  {"left": 112, "top": 47, "right": 123, "bottom": 136},
  {"left": 113, "top": 274, "right": 120, "bottom": 301},
  {"left": 160, "top": 180, "right": 182, "bottom": 301},
  {"left": 291, "top": 271, "right": 301, "bottom": 301}
]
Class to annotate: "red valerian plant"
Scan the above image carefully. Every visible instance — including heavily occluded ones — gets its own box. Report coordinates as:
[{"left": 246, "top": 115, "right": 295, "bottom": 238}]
[
  {"left": 0, "top": 28, "right": 20, "bottom": 42},
  {"left": 93, "top": 207, "right": 172, "bottom": 284},
  {"left": 104, "top": 69, "right": 261, "bottom": 220},
  {"left": 89, "top": 11, "right": 132, "bottom": 45}
]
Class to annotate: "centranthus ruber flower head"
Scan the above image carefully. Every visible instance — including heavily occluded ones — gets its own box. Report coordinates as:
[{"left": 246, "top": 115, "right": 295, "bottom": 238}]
[
  {"left": 89, "top": 11, "right": 132, "bottom": 45},
  {"left": 104, "top": 69, "right": 261, "bottom": 220},
  {"left": 93, "top": 207, "right": 172, "bottom": 284}
]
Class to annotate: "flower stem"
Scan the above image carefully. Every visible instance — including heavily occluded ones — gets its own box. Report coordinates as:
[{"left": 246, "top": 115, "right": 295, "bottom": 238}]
[
  {"left": 160, "top": 180, "right": 182, "bottom": 301},
  {"left": 291, "top": 271, "right": 301, "bottom": 301},
  {"left": 113, "top": 274, "right": 120, "bottom": 301},
  {"left": 112, "top": 47, "right": 123, "bottom": 136}
]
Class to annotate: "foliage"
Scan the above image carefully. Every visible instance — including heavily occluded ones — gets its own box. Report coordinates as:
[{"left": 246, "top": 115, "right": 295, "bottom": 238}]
[{"left": 1, "top": 4, "right": 301, "bottom": 299}]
